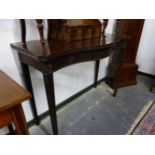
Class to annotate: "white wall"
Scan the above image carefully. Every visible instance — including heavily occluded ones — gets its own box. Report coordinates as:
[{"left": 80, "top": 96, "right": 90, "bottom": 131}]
[
  {"left": 0, "top": 19, "right": 114, "bottom": 134},
  {"left": 136, "top": 19, "right": 155, "bottom": 75}
]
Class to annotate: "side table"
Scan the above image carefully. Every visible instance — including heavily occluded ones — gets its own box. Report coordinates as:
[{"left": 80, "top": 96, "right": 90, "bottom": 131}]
[
  {"left": 0, "top": 70, "right": 31, "bottom": 135},
  {"left": 11, "top": 34, "right": 128, "bottom": 134}
]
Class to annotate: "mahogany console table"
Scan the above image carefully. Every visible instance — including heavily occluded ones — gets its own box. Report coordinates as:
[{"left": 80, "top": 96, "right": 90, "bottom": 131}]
[{"left": 10, "top": 33, "right": 128, "bottom": 134}]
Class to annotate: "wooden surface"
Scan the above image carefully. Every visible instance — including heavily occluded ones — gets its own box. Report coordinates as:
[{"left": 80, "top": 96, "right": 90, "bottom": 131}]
[
  {"left": 11, "top": 34, "right": 115, "bottom": 62},
  {"left": 0, "top": 111, "right": 12, "bottom": 128},
  {"left": 0, "top": 70, "right": 31, "bottom": 112},
  {"left": 0, "top": 70, "right": 31, "bottom": 134},
  {"left": 48, "top": 19, "right": 102, "bottom": 42},
  {"left": 64, "top": 19, "right": 101, "bottom": 27}
]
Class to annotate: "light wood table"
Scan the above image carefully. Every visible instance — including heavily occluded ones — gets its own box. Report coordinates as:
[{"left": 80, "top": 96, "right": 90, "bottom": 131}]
[{"left": 0, "top": 70, "right": 31, "bottom": 135}]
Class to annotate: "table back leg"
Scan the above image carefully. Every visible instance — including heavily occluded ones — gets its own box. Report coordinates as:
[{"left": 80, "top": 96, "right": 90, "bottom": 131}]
[
  {"left": 94, "top": 60, "right": 100, "bottom": 87},
  {"left": 113, "top": 46, "right": 126, "bottom": 97},
  {"left": 20, "top": 62, "right": 40, "bottom": 125}
]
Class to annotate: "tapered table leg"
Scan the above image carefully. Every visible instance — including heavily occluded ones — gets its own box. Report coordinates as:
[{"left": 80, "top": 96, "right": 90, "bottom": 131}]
[
  {"left": 20, "top": 62, "right": 40, "bottom": 125},
  {"left": 43, "top": 73, "right": 58, "bottom": 135},
  {"left": 94, "top": 60, "right": 100, "bottom": 87}
]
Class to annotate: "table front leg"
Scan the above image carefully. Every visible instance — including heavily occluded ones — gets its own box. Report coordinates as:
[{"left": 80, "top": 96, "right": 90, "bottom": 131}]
[
  {"left": 113, "top": 47, "right": 126, "bottom": 97},
  {"left": 10, "top": 104, "right": 29, "bottom": 135},
  {"left": 20, "top": 62, "right": 40, "bottom": 125},
  {"left": 94, "top": 60, "right": 100, "bottom": 87},
  {"left": 43, "top": 73, "right": 58, "bottom": 135}
]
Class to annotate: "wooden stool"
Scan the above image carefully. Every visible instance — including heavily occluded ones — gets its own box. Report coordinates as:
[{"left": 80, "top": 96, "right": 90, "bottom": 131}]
[{"left": 0, "top": 70, "right": 31, "bottom": 135}]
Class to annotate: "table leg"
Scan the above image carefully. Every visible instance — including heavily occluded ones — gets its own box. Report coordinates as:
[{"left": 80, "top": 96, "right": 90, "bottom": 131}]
[
  {"left": 43, "top": 73, "right": 58, "bottom": 135},
  {"left": 8, "top": 124, "right": 15, "bottom": 135},
  {"left": 94, "top": 60, "right": 100, "bottom": 87},
  {"left": 10, "top": 104, "right": 29, "bottom": 135},
  {"left": 113, "top": 47, "right": 125, "bottom": 97},
  {"left": 20, "top": 62, "right": 40, "bottom": 125}
]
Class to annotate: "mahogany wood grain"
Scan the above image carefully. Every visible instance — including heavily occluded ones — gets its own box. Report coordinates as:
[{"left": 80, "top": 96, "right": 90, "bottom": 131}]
[{"left": 11, "top": 34, "right": 115, "bottom": 62}]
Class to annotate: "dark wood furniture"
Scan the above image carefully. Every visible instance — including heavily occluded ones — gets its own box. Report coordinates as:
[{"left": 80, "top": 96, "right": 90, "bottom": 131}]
[
  {"left": 48, "top": 19, "right": 102, "bottom": 42},
  {"left": 10, "top": 19, "right": 128, "bottom": 134},
  {"left": 0, "top": 70, "right": 30, "bottom": 135},
  {"left": 106, "top": 19, "right": 144, "bottom": 88}
]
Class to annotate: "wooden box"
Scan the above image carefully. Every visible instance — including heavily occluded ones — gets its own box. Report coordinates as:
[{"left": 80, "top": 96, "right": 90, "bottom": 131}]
[{"left": 48, "top": 19, "right": 102, "bottom": 42}]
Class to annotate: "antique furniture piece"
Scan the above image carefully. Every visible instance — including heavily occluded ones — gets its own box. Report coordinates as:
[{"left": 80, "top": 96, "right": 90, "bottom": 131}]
[
  {"left": 106, "top": 19, "right": 144, "bottom": 88},
  {"left": 0, "top": 70, "right": 30, "bottom": 135},
  {"left": 48, "top": 19, "right": 102, "bottom": 42},
  {"left": 10, "top": 19, "right": 128, "bottom": 134}
]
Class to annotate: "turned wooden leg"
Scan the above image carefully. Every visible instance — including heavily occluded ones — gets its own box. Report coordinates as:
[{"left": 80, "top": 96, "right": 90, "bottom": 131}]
[
  {"left": 94, "top": 60, "right": 100, "bottom": 88},
  {"left": 10, "top": 104, "right": 29, "bottom": 135},
  {"left": 43, "top": 73, "right": 58, "bottom": 135},
  {"left": 20, "top": 62, "right": 39, "bottom": 125},
  {"left": 36, "top": 19, "right": 45, "bottom": 43}
]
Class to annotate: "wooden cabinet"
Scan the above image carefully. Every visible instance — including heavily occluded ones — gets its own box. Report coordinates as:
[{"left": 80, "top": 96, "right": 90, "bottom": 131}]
[{"left": 106, "top": 19, "right": 144, "bottom": 88}]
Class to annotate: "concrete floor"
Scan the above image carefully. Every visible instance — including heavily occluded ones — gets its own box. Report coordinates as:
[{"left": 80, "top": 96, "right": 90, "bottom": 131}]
[{"left": 29, "top": 75, "right": 155, "bottom": 135}]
